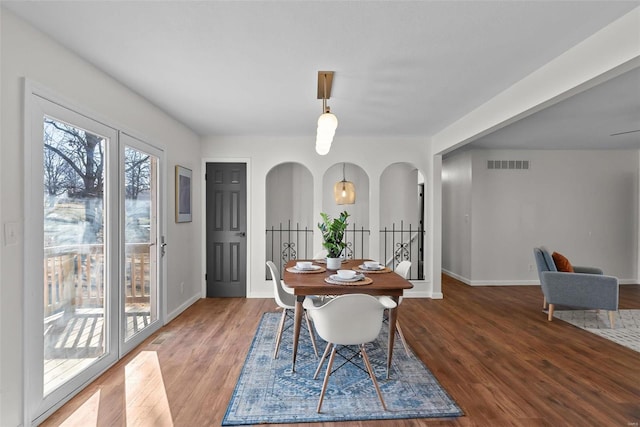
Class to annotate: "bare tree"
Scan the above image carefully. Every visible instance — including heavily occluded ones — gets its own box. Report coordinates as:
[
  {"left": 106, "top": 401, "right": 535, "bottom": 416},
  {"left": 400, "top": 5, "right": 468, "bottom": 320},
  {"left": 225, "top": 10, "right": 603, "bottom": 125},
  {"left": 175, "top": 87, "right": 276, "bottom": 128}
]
[
  {"left": 44, "top": 118, "right": 104, "bottom": 243},
  {"left": 124, "top": 148, "right": 150, "bottom": 199}
]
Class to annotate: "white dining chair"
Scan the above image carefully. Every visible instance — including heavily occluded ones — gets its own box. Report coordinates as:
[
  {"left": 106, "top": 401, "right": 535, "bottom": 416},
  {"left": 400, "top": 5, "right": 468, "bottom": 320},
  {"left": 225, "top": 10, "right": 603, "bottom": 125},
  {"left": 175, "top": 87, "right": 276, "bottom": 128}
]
[
  {"left": 303, "top": 293, "right": 397, "bottom": 413},
  {"left": 389, "top": 261, "right": 411, "bottom": 355},
  {"left": 266, "top": 261, "right": 318, "bottom": 359}
]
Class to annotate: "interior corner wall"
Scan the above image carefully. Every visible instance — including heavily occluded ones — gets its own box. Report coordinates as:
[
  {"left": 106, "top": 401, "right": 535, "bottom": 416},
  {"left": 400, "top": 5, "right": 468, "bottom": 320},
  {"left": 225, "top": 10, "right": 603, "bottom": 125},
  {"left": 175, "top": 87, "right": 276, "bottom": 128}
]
[
  {"left": 460, "top": 149, "right": 638, "bottom": 285},
  {"left": 637, "top": 149, "right": 640, "bottom": 283},
  {"left": 1, "top": 10, "right": 201, "bottom": 426},
  {"left": 441, "top": 151, "right": 473, "bottom": 283}
]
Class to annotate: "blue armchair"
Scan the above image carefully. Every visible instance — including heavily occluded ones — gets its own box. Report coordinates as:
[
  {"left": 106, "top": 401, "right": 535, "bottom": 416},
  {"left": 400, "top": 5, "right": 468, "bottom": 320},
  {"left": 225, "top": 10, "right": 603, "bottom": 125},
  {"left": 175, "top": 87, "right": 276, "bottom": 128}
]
[{"left": 533, "top": 247, "right": 619, "bottom": 328}]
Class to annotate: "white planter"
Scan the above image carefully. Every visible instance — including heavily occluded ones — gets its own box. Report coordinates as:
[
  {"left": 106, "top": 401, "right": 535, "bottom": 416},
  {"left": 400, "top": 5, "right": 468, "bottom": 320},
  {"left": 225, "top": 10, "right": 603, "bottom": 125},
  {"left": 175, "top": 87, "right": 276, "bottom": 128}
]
[{"left": 326, "top": 257, "right": 342, "bottom": 270}]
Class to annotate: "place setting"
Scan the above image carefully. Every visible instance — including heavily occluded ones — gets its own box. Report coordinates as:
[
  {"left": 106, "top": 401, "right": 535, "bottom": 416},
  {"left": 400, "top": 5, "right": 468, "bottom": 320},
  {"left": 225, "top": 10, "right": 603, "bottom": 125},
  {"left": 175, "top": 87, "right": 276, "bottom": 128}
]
[
  {"left": 285, "top": 260, "right": 326, "bottom": 274},
  {"left": 324, "top": 269, "right": 373, "bottom": 286},
  {"left": 353, "top": 260, "right": 392, "bottom": 274}
]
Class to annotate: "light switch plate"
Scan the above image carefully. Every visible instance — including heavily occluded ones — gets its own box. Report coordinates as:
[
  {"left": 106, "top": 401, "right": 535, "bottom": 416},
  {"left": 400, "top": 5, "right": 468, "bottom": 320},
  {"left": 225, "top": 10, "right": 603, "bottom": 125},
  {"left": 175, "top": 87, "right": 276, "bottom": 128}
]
[{"left": 4, "top": 222, "right": 20, "bottom": 246}]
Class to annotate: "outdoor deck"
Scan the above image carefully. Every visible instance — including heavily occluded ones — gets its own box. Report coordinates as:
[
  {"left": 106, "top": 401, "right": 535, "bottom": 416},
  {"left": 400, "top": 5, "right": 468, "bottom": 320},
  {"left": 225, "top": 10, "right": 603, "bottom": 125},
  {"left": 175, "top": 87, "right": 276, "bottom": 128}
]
[{"left": 43, "top": 243, "right": 152, "bottom": 394}]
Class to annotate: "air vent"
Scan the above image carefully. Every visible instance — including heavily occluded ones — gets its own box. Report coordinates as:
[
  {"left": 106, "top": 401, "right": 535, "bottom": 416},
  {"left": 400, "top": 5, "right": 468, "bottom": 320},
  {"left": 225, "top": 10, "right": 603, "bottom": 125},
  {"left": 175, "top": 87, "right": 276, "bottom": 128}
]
[{"left": 487, "top": 160, "right": 529, "bottom": 170}]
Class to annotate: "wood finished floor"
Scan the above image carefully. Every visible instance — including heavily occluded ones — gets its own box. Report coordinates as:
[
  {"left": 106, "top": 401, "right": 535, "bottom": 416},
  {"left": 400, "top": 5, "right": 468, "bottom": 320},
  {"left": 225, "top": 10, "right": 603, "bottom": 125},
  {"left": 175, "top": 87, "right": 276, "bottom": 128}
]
[{"left": 41, "top": 275, "right": 640, "bottom": 427}]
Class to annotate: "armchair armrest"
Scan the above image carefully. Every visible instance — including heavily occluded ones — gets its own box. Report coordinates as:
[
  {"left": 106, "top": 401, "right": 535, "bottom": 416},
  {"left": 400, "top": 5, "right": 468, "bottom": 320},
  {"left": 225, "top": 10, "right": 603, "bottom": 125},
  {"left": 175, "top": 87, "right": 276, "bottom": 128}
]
[
  {"left": 572, "top": 265, "right": 604, "bottom": 275},
  {"left": 540, "top": 271, "right": 618, "bottom": 311}
]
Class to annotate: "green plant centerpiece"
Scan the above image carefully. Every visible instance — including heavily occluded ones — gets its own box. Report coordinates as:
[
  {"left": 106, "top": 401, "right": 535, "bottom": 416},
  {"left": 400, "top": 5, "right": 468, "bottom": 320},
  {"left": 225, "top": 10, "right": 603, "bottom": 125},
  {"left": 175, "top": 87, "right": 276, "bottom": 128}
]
[{"left": 318, "top": 211, "right": 350, "bottom": 270}]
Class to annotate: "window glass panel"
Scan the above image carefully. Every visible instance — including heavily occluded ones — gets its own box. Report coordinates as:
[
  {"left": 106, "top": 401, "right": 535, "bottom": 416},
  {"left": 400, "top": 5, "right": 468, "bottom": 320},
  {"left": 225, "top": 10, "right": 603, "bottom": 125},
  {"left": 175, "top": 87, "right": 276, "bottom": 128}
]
[
  {"left": 124, "top": 146, "right": 158, "bottom": 340},
  {"left": 43, "top": 116, "right": 107, "bottom": 396}
]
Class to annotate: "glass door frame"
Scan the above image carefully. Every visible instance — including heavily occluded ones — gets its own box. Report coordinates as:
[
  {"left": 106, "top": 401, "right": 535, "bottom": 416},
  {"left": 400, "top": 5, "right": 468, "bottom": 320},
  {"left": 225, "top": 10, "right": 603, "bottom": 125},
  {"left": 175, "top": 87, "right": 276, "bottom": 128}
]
[
  {"left": 24, "top": 82, "right": 166, "bottom": 424},
  {"left": 25, "top": 90, "right": 120, "bottom": 423},
  {"left": 119, "top": 132, "right": 165, "bottom": 356}
]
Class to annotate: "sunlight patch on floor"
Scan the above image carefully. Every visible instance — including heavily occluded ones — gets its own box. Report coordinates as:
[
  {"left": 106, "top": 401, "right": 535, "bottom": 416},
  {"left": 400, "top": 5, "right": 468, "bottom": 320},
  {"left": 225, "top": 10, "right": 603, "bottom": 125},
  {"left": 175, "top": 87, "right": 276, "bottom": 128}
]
[
  {"left": 59, "top": 389, "right": 100, "bottom": 427},
  {"left": 125, "top": 351, "right": 173, "bottom": 426}
]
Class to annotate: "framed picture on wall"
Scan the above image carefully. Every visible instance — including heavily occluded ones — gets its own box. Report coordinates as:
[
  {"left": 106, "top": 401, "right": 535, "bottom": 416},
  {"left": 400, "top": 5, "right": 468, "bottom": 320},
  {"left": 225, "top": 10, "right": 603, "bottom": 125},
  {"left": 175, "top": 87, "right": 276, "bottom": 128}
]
[{"left": 176, "top": 165, "right": 192, "bottom": 223}]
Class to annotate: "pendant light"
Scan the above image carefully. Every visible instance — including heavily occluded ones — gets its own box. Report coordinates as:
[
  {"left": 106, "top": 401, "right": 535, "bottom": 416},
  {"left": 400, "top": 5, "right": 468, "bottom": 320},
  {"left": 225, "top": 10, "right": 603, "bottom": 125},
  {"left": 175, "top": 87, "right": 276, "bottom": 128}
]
[
  {"left": 334, "top": 163, "right": 355, "bottom": 205},
  {"left": 315, "top": 71, "right": 337, "bottom": 155}
]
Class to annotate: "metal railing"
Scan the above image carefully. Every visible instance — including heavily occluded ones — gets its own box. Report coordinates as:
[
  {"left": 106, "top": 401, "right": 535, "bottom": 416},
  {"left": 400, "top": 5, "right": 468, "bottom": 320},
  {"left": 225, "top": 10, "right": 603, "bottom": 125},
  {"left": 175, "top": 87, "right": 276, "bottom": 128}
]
[
  {"left": 343, "top": 224, "right": 370, "bottom": 260},
  {"left": 265, "top": 221, "right": 314, "bottom": 275},
  {"left": 379, "top": 221, "right": 424, "bottom": 280},
  {"left": 265, "top": 220, "right": 424, "bottom": 280}
]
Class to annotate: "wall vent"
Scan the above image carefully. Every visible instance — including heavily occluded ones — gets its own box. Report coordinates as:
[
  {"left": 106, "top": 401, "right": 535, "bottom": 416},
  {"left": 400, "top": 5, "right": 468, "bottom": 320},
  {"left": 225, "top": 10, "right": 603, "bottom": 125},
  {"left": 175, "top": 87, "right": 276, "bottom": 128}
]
[{"left": 487, "top": 160, "right": 529, "bottom": 170}]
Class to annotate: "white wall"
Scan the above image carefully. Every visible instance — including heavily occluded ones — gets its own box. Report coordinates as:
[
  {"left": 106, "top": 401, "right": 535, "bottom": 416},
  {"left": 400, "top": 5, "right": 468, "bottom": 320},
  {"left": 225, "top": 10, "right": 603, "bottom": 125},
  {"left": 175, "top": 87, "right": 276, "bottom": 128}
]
[
  {"left": 0, "top": 10, "right": 202, "bottom": 426},
  {"left": 265, "top": 162, "right": 313, "bottom": 227},
  {"left": 442, "top": 149, "right": 639, "bottom": 285},
  {"left": 201, "top": 136, "right": 433, "bottom": 299},
  {"left": 380, "top": 163, "right": 420, "bottom": 228},
  {"left": 441, "top": 150, "right": 472, "bottom": 281}
]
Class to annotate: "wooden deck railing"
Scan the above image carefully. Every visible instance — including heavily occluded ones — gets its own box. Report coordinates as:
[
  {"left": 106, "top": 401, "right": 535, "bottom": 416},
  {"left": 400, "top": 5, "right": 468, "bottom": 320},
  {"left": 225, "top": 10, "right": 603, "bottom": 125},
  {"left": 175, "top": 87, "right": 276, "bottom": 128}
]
[{"left": 44, "top": 243, "right": 151, "bottom": 317}]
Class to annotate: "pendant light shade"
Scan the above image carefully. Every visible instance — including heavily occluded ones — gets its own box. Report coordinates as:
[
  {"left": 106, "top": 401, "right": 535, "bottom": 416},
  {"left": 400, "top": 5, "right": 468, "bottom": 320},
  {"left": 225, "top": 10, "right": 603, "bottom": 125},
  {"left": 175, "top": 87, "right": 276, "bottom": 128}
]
[
  {"left": 316, "top": 111, "right": 337, "bottom": 155},
  {"left": 334, "top": 163, "right": 355, "bottom": 205},
  {"left": 315, "top": 71, "right": 337, "bottom": 155}
]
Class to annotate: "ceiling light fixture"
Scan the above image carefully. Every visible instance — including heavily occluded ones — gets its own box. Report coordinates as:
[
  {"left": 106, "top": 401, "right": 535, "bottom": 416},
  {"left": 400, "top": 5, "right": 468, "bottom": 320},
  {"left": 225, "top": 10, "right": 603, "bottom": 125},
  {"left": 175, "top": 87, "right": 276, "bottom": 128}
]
[
  {"left": 315, "top": 71, "right": 337, "bottom": 155},
  {"left": 334, "top": 163, "right": 355, "bottom": 205}
]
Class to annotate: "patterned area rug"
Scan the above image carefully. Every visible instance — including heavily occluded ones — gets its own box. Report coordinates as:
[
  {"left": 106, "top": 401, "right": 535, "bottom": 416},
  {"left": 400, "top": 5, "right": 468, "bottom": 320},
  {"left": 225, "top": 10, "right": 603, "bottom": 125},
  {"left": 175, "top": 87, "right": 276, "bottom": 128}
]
[
  {"left": 222, "top": 312, "right": 463, "bottom": 425},
  {"left": 553, "top": 309, "right": 640, "bottom": 352}
]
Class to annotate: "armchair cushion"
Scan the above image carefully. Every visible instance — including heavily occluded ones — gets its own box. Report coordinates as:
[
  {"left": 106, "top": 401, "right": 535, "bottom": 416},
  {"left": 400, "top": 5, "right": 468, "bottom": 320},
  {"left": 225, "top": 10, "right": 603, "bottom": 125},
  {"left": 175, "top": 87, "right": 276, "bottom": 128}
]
[{"left": 552, "top": 251, "right": 574, "bottom": 272}]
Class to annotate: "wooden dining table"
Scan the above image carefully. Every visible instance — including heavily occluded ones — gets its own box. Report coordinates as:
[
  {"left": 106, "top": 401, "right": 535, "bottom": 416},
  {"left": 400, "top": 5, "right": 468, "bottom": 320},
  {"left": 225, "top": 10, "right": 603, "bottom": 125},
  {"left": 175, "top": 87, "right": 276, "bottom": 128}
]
[{"left": 282, "top": 258, "right": 413, "bottom": 378}]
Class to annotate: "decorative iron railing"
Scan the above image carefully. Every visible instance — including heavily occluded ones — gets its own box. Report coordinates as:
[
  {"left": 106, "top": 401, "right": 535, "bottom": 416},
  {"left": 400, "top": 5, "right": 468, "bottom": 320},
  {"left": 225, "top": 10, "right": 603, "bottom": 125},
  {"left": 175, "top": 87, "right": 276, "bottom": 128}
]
[
  {"left": 265, "top": 220, "right": 424, "bottom": 280},
  {"left": 265, "top": 221, "right": 314, "bottom": 275},
  {"left": 379, "top": 221, "right": 424, "bottom": 280}
]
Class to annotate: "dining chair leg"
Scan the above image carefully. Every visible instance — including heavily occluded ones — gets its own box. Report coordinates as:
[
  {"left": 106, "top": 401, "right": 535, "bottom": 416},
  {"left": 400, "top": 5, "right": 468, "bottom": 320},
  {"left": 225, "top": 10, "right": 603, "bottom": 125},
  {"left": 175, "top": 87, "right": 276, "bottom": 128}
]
[
  {"left": 317, "top": 345, "right": 337, "bottom": 413},
  {"left": 543, "top": 296, "right": 547, "bottom": 309},
  {"left": 547, "top": 304, "right": 554, "bottom": 321},
  {"left": 304, "top": 311, "right": 319, "bottom": 357},
  {"left": 608, "top": 311, "right": 615, "bottom": 329},
  {"left": 314, "top": 342, "right": 332, "bottom": 379},
  {"left": 395, "top": 321, "right": 410, "bottom": 356},
  {"left": 274, "top": 308, "right": 287, "bottom": 359},
  {"left": 360, "top": 344, "right": 387, "bottom": 411}
]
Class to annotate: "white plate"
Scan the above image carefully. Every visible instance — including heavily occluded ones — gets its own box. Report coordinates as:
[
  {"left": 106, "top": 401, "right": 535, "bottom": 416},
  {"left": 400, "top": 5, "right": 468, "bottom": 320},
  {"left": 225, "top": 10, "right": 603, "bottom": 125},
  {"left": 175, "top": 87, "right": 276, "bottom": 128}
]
[
  {"left": 295, "top": 265, "right": 321, "bottom": 271},
  {"left": 358, "top": 264, "right": 384, "bottom": 271},
  {"left": 330, "top": 273, "right": 364, "bottom": 282}
]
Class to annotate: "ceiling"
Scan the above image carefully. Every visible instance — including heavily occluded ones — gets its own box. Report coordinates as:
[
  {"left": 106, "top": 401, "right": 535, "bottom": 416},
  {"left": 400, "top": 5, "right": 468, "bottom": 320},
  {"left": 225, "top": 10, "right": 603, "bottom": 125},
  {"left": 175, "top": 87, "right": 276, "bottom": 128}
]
[{"left": 3, "top": 1, "right": 640, "bottom": 152}]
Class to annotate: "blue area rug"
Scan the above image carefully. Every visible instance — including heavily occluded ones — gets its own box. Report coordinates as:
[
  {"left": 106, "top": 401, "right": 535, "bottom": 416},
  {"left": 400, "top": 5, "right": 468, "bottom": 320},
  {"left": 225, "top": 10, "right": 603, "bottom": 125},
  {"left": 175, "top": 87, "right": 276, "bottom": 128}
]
[{"left": 222, "top": 312, "right": 463, "bottom": 425}]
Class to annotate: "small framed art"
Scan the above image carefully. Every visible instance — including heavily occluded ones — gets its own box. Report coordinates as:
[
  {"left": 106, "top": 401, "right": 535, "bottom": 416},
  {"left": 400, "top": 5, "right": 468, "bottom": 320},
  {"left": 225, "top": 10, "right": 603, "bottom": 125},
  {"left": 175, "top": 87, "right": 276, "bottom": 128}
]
[{"left": 175, "top": 165, "right": 192, "bottom": 223}]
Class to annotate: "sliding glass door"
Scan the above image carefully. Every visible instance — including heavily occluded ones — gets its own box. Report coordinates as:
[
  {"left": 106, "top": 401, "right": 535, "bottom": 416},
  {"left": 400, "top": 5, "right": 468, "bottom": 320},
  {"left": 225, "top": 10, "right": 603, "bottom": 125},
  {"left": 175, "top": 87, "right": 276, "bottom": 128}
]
[{"left": 25, "top": 90, "right": 164, "bottom": 423}]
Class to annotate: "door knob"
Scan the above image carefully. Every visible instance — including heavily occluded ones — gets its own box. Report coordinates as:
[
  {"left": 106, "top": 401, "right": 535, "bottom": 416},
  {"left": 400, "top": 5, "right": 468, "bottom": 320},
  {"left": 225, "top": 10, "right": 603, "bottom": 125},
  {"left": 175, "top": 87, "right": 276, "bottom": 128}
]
[{"left": 236, "top": 232, "right": 246, "bottom": 237}]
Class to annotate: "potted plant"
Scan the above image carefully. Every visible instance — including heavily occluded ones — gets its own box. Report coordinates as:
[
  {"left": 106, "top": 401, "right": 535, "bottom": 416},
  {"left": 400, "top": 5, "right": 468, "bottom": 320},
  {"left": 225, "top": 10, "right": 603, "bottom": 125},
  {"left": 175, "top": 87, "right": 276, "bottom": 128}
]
[{"left": 318, "top": 211, "right": 350, "bottom": 270}]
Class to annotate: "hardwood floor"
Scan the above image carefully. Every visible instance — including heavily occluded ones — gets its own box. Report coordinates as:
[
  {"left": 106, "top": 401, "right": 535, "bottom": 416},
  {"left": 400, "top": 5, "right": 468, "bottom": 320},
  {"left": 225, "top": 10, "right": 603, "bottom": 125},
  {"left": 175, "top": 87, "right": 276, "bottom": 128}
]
[{"left": 41, "top": 276, "right": 640, "bottom": 426}]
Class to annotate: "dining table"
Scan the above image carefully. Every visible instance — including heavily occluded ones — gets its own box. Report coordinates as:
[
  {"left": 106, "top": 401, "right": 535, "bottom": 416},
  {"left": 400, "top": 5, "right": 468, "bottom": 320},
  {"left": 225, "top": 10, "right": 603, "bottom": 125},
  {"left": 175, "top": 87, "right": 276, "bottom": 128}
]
[{"left": 282, "top": 258, "right": 413, "bottom": 378}]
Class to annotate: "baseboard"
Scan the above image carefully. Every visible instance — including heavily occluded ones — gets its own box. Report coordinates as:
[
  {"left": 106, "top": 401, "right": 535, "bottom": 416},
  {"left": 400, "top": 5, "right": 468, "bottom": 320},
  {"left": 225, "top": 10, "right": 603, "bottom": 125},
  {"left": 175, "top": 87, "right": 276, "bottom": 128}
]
[
  {"left": 166, "top": 293, "right": 200, "bottom": 323},
  {"left": 469, "top": 279, "right": 540, "bottom": 286},
  {"left": 247, "top": 291, "right": 273, "bottom": 298},
  {"left": 442, "top": 269, "right": 470, "bottom": 285}
]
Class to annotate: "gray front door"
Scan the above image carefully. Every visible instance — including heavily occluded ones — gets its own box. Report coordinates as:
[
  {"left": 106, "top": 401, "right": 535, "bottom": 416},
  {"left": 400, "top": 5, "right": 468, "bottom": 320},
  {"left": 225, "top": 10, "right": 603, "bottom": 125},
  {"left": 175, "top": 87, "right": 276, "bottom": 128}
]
[{"left": 206, "top": 162, "right": 247, "bottom": 297}]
